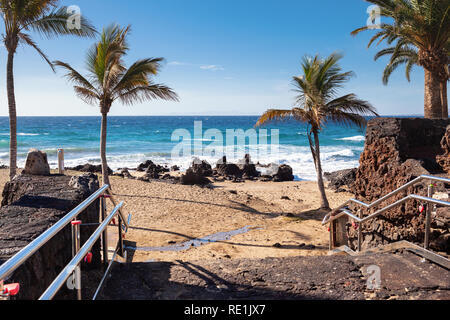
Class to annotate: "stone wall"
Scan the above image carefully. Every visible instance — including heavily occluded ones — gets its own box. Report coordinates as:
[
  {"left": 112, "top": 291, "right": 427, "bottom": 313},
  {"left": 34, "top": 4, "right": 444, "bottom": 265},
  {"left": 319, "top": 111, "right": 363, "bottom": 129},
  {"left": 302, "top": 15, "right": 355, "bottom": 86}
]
[
  {"left": 0, "top": 173, "right": 101, "bottom": 300},
  {"left": 348, "top": 118, "right": 450, "bottom": 253}
]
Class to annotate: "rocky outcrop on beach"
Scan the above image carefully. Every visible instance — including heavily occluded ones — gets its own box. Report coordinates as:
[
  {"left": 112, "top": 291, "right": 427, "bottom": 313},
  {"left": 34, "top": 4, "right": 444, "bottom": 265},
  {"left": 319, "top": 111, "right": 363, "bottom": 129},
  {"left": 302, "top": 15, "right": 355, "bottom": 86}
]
[
  {"left": 238, "top": 154, "right": 260, "bottom": 179},
  {"left": 68, "top": 163, "right": 113, "bottom": 175},
  {"left": 347, "top": 118, "right": 450, "bottom": 252},
  {"left": 191, "top": 159, "right": 213, "bottom": 177},
  {"left": 0, "top": 173, "right": 101, "bottom": 300},
  {"left": 215, "top": 157, "right": 243, "bottom": 179},
  {"left": 134, "top": 160, "right": 170, "bottom": 181},
  {"left": 436, "top": 125, "right": 450, "bottom": 174},
  {"left": 114, "top": 168, "right": 135, "bottom": 179},
  {"left": 21, "top": 149, "right": 50, "bottom": 176},
  {"left": 325, "top": 168, "right": 357, "bottom": 193},
  {"left": 136, "top": 160, "right": 169, "bottom": 174},
  {"left": 181, "top": 168, "right": 211, "bottom": 186},
  {"left": 272, "top": 164, "right": 295, "bottom": 182},
  {"left": 111, "top": 156, "right": 294, "bottom": 185}
]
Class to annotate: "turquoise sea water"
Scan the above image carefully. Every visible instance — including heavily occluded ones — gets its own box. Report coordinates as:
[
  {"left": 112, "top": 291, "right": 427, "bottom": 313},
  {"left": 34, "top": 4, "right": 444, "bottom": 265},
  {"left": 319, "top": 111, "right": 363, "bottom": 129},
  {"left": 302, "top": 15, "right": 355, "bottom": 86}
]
[{"left": 0, "top": 116, "right": 369, "bottom": 181}]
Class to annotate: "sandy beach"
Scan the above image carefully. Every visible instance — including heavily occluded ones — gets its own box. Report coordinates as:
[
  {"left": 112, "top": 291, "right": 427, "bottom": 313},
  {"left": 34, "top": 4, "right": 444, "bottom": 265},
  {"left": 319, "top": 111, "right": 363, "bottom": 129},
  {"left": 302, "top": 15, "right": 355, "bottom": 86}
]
[{"left": 3, "top": 169, "right": 352, "bottom": 263}]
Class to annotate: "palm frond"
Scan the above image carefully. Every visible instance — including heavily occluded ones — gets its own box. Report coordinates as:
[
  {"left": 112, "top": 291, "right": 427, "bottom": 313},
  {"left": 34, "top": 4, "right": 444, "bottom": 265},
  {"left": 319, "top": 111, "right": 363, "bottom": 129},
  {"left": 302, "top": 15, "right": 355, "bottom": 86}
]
[
  {"left": 54, "top": 60, "right": 99, "bottom": 93},
  {"left": 27, "top": 6, "right": 97, "bottom": 38},
  {"left": 256, "top": 109, "right": 295, "bottom": 127},
  {"left": 18, "top": 31, "right": 54, "bottom": 71},
  {"left": 117, "top": 83, "right": 179, "bottom": 105}
]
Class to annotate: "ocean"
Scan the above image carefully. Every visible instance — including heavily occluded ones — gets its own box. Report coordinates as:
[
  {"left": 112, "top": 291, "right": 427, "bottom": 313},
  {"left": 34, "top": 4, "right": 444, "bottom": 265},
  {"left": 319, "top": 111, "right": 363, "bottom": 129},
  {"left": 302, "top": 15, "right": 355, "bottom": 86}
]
[{"left": 0, "top": 116, "right": 368, "bottom": 181}]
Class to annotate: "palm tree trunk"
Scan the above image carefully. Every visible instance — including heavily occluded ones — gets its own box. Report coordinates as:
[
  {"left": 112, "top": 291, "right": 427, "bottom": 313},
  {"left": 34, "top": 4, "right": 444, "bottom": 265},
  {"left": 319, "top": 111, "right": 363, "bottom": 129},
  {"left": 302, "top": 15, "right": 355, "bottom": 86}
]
[
  {"left": 441, "top": 81, "right": 448, "bottom": 119},
  {"left": 312, "top": 131, "right": 330, "bottom": 210},
  {"left": 100, "top": 111, "right": 110, "bottom": 186},
  {"left": 424, "top": 69, "right": 443, "bottom": 119},
  {"left": 7, "top": 50, "right": 17, "bottom": 180}
]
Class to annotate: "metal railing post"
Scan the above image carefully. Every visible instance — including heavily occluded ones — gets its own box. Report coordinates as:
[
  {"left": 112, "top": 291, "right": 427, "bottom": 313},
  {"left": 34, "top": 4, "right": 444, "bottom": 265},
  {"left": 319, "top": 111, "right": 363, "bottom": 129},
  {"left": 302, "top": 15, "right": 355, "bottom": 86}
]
[
  {"left": 329, "top": 220, "right": 334, "bottom": 250},
  {"left": 424, "top": 184, "right": 434, "bottom": 250},
  {"left": 71, "top": 221, "right": 82, "bottom": 300},
  {"left": 39, "top": 202, "right": 124, "bottom": 300},
  {"left": 117, "top": 215, "right": 124, "bottom": 258},
  {"left": 357, "top": 209, "right": 362, "bottom": 252},
  {"left": 100, "top": 197, "right": 109, "bottom": 267}
]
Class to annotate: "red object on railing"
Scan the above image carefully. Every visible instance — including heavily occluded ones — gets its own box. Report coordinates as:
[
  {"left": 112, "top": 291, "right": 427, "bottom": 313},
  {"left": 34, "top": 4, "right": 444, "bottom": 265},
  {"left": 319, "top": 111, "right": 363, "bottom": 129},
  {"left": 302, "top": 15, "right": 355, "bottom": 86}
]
[
  {"left": 71, "top": 220, "right": 82, "bottom": 226},
  {"left": 3, "top": 283, "right": 20, "bottom": 296},
  {"left": 352, "top": 222, "right": 359, "bottom": 230},
  {"left": 419, "top": 205, "right": 425, "bottom": 214},
  {"left": 111, "top": 218, "right": 116, "bottom": 225},
  {"left": 84, "top": 252, "right": 93, "bottom": 264}
]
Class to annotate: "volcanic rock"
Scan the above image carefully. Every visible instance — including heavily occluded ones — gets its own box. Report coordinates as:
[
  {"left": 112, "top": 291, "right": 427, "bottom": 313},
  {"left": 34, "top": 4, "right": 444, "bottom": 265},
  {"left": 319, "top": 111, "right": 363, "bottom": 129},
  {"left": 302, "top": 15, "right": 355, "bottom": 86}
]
[
  {"left": 273, "top": 165, "right": 294, "bottom": 182},
  {"left": 69, "top": 173, "right": 100, "bottom": 193},
  {"left": 437, "top": 125, "right": 450, "bottom": 174},
  {"left": 68, "top": 163, "right": 113, "bottom": 175},
  {"left": 181, "top": 168, "right": 211, "bottom": 186},
  {"left": 324, "top": 168, "right": 357, "bottom": 192},
  {"left": 21, "top": 149, "right": 50, "bottom": 176},
  {"left": 348, "top": 118, "right": 450, "bottom": 251},
  {"left": 191, "top": 159, "right": 213, "bottom": 177},
  {"left": 238, "top": 155, "right": 260, "bottom": 179},
  {"left": 0, "top": 174, "right": 101, "bottom": 300}
]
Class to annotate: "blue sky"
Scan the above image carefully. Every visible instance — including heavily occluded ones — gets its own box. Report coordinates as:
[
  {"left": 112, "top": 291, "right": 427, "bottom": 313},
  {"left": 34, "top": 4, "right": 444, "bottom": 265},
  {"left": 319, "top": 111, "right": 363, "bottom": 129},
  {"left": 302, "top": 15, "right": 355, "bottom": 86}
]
[{"left": 0, "top": 0, "right": 425, "bottom": 116}]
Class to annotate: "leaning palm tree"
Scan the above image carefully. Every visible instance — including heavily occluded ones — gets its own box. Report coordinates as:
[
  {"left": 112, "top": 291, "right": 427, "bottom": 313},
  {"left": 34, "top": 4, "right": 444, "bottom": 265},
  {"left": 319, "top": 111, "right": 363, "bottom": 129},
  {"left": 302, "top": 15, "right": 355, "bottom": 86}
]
[
  {"left": 55, "top": 24, "right": 179, "bottom": 186},
  {"left": 0, "top": 0, "right": 96, "bottom": 179},
  {"left": 352, "top": 0, "right": 450, "bottom": 119},
  {"left": 256, "top": 53, "right": 379, "bottom": 210}
]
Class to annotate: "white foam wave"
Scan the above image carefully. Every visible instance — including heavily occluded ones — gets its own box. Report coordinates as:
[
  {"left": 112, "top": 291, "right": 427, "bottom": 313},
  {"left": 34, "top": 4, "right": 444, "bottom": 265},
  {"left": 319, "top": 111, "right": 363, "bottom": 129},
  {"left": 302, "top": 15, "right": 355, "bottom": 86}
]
[
  {"left": 15, "top": 143, "right": 362, "bottom": 182},
  {"left": 335, "top": 135, "right": 365, "bottom": 142}
]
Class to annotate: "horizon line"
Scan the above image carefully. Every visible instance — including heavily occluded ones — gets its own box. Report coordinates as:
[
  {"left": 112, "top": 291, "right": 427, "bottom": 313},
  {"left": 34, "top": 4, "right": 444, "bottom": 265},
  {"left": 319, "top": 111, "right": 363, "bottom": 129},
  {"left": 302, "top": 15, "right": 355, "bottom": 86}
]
[{"left": 0, "top": 114, "right": 424, "bottom": 118}]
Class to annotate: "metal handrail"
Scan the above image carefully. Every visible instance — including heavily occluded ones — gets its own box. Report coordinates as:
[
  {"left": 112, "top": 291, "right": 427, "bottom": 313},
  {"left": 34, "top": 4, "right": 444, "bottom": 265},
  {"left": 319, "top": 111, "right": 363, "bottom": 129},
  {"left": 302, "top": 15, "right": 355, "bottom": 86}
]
[
  {"left": 106, "top": 189, "right": 129, "bottom": 232},
  {"left": 0, "top": 183, "right": 130, "bottom": 300},
  {"left": 322, "top": 175, "right": 450, "bottom": 226},
  {"left": 0, "top": 184, "right": 109, "bottom": 282},
  {"left": 39, "top": 202, "right": 124, "bottom": 300},
  {"left": 326, "top": 194, "right": 450, "bottom": 225},
  {"left": 322, "top": 174, "right": 450, "bottom": 252}
]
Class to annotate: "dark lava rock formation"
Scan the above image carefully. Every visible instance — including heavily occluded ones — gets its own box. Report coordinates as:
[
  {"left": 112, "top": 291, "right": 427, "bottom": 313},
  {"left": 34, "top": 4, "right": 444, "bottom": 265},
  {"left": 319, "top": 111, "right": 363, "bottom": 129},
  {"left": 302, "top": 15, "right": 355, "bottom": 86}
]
[
  {"left": 21, "top": 149, "right": 50, "bottom": 176},
  {"left": 272, "top": 164, "right": 295, "bottom": 182},
  {"left": 68, "top": 163, "right": 113, "bottom": 175},
  {"left": 325, "top": 168, "right": 357, "bottom": 193},
  {"left": 437, "top": 125, "right": 450, "bottom": 174},
  {"left": 348, "top": 118, "right": 450, "bottom": 252},
  {"left": 0, "top": 174, "right": 101, "bottom": 300}
]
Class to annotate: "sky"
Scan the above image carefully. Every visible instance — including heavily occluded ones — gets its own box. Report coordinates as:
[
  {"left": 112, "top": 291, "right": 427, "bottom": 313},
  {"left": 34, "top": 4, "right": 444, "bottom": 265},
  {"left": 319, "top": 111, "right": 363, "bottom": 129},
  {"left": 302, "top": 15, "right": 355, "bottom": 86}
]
[{"left": 0, "top": 0, "right": 426, "bottom": 117}]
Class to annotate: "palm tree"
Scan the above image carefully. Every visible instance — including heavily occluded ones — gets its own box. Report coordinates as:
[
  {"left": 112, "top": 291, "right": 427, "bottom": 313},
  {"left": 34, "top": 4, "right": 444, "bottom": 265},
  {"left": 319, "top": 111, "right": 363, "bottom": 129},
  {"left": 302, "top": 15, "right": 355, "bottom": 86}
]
[
  {"left": 0, "top": 0, "right": 96, "bottom": 180},
  {"left": 256, "top": 53, "right": 379, "bottom": 210},
  {"left": 374, "top": 39, "right": 449, "bottom": 118},
  {"left": 351, "top": 0, "right": 450, "bottom": 119},
  {"left": 55, "top": 24, "right": 179, "bottom": 186}
]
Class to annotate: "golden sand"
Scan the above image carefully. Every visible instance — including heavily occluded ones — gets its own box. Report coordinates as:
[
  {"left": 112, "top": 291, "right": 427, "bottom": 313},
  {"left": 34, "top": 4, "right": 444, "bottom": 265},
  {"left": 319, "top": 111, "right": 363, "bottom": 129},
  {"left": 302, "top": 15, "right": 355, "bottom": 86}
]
[{"left": 0, "top": 169, "right": 352, "bottom": 263}]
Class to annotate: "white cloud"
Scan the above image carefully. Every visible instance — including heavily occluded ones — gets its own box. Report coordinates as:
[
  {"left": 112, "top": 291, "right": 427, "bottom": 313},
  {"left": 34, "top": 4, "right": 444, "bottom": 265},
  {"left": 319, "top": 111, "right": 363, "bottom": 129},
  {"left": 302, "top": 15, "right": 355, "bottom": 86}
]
[
  {"left": 168, "top": 61, "right": 191, "bottom": 66},
  {"left": 200, "top": 65, "right": 225, "bottom": 71}
]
